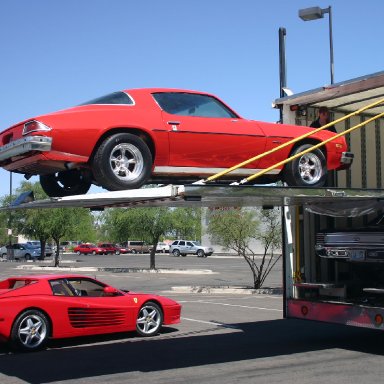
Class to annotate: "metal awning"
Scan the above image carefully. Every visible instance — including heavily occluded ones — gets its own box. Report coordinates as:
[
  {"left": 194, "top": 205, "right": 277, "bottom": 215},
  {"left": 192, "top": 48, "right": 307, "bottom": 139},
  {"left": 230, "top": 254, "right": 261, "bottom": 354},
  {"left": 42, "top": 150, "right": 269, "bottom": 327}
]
[
  {"left": 274, "top": 71, "right": 384, "bottom": 115},
  {"left": 3, "top": 184, "right": 384, "bottom": 211}
]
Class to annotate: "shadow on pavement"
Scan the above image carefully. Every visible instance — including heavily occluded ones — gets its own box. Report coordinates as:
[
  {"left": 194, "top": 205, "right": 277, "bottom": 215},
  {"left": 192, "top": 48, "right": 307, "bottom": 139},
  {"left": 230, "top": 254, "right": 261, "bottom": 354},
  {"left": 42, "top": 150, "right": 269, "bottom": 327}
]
[{"left": 0, "top": 318, "right": 383, "bottom": 383}]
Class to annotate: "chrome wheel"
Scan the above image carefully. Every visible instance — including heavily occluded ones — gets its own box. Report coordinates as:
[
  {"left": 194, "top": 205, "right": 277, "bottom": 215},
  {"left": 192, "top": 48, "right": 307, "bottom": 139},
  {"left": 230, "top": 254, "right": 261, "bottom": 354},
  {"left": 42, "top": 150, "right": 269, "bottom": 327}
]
[
  {"left": 136, "top": 302, "right": 163, "bottom": 336},
  {"left": 109, "top": 143, "right": 144, "bottom": 182},
  {"left": 92, "top": 133, "right": 152, "bottom": 191},
  {"left": 11, "top": 310, "right": 50, "bottom": 351},
  {"left": 297, "top": 152, "right": 323, "bottom": 184},
  {"left": 284, "top": 144, "right": 327, "bottom": 187}
]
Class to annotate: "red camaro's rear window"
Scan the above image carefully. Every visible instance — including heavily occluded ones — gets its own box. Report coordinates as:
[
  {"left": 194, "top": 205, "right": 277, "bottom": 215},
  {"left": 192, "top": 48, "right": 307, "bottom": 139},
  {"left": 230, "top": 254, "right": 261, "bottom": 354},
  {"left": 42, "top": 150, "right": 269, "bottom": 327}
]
[{"left": 79, "top": 91, "right": 134, "bottom": 106}]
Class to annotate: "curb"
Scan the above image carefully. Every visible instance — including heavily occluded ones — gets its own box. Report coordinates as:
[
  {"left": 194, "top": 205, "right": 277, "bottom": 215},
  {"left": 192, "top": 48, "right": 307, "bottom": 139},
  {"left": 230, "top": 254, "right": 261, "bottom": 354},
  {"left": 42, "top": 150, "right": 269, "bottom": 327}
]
[
  {"left": 170, "top": 285, "right": 283, "bottom": 295},
  {"left": 15, "top": 265, "right": 216, "bottom": 275}
]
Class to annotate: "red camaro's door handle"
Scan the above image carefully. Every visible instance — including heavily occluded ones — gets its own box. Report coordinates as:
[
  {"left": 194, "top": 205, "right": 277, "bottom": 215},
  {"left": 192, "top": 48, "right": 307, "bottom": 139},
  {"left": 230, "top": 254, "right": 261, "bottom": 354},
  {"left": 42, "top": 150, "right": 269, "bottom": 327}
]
[{"left": 167, "top": 121, "right": 180, "bottom": 131}]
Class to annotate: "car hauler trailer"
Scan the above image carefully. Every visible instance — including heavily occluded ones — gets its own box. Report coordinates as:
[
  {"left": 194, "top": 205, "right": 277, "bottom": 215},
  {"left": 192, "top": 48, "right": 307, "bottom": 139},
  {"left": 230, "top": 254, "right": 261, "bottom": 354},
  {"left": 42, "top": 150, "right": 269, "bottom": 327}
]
[
  {"left": 5, "top": 71, "right": 384, "bottom": 331},
  {"left": 275, "top": 71, "right": 384, "bottom": 329}
]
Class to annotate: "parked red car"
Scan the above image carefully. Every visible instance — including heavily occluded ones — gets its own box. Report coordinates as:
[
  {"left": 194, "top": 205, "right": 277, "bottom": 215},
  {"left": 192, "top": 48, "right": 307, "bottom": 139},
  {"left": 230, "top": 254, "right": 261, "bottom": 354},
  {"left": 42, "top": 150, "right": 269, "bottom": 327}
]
[
  {"left": 0, "top": 88, "right": 353, "bottom": 197},
  {"left": 73, "top": 243, "right": 104, "bottom": 255},
  {"left": 0, "top": 274, "right": 181, "bottom": 351},
  {"left": 97, "top": 242, "right": 126, "bottom": 255}
]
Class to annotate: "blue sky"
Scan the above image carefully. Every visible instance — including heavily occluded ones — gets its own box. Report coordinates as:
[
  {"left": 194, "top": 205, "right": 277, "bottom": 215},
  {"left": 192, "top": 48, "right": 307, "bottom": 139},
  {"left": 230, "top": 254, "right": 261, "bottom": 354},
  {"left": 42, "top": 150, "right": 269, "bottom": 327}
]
[{"left": 1, "top": 0, "right": 383, "bottom": 197}]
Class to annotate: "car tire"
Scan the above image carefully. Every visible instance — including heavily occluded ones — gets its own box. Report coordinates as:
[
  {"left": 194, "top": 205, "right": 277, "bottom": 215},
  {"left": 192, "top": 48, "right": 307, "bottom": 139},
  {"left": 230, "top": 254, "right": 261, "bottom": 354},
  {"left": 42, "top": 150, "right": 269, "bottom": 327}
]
[
  {"left": 284, "top": 144, "right": 327, "bottom": 187},
  {"left": 76, "top": 251, "right": 81, "bottom": 255},
  {"left": 1, "top": 253, "right": 6, "bottom": 259},
  {"left": 40, "top": 170, "right": 92, "bottom": 197},
  {"left": 92, "top": 133, "right": 152, "bottom": 191},
  {"left": 24, "top": 253, "right": 31, "bottom": 261},
  {"left": 10, "top": 309, "right": 50, "bottom": 351},
  {"left": 197, "top": 249, "right": 205, "bottom": 258},
  {"left": 172, "top": 249, "right": 180, "bottom": 257},
  {"left": 131, "top": 249, "right": 137, "bottom": 254},
  {"left": 92, "top": 251, "right": 97, "bottom": 255},
  {"left": 115, "top": 251, "right": 120, "bottom": 255},
  {"left": 136, "top": 302, "right": 163, "bottom": 337}
]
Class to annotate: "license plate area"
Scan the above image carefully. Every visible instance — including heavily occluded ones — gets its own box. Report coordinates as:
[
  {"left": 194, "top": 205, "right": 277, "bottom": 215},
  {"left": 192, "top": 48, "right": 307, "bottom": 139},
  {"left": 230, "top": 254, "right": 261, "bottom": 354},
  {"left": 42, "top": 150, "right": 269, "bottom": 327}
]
[{"left": 350, "top": 249, "right": 366, "bottom": 261}]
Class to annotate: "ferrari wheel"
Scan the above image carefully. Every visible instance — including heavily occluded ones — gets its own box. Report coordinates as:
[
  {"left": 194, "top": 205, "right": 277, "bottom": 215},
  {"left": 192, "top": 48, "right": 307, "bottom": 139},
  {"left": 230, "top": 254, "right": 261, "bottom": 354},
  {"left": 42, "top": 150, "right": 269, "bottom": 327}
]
[
  {"left": 92, "top": 133, "right": 152, "bottom": 191},
  {"left": 136, "top": 302, "right": 163, "bottom": 337},
  {"left": 10, "top": 310, "right": 50, "bottom": 351},
  {"left": 40, "top": 170, "right": 92, "bottom": 197},
  {"left": 284, "top": 144, "right": 327, "bottom": 187}
]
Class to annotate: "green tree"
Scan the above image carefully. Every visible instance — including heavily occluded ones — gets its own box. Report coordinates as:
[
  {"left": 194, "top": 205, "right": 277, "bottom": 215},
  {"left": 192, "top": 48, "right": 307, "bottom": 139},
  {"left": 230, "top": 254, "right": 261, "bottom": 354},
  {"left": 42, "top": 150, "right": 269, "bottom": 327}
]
[
  {"left": 172, "top": 208, "right": 201, "bottom": 240},
  {"left": 208, "top": 207, "right": 282, "bottom": 289},
  {"left": 11, "top": 181, "right": 52, "bottom": 259},
  {"left": 102, "top": 207, "right": 201, "bottom": 269},
  {"left": 4, "top": 180, "right": 96, "bottom": 265}
]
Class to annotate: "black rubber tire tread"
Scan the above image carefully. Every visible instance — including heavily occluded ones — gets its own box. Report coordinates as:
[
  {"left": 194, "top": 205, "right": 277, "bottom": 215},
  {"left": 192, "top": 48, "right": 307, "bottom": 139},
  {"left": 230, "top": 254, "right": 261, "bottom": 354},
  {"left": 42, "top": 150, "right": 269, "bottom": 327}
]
[{"left": 40, "top": 171, "right": 91, "bottom": 197}]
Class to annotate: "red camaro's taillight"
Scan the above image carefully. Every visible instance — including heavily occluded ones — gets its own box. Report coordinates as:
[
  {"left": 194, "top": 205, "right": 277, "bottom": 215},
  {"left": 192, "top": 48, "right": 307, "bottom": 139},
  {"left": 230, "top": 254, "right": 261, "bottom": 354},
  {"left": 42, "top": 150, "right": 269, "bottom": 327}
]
[{"left": 23, "top": 120, "right": 51, "bottom": 135}]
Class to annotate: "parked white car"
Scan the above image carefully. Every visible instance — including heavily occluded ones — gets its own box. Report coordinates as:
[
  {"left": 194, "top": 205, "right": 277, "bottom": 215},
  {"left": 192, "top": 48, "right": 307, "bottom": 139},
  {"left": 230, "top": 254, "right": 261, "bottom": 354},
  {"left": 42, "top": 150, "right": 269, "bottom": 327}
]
[
  {"left": 156, "top": 242, "right": 170, "bottom": 253},
  {"left": 169, "top": 240, "right": 214, "bottom": 257}
]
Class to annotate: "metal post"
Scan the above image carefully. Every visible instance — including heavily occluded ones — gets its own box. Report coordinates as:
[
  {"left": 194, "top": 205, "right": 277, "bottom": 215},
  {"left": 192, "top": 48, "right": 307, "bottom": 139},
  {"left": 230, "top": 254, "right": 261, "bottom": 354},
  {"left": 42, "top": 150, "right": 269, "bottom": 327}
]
[
  {"left": 327, "top": 6, "right": 334, "bottom": 84},
  {"left": 7, "top": 172, "right": 14, "bottom": 261},
  {"left": 278, "top": 27, "right": 287, "bottom": 123}
]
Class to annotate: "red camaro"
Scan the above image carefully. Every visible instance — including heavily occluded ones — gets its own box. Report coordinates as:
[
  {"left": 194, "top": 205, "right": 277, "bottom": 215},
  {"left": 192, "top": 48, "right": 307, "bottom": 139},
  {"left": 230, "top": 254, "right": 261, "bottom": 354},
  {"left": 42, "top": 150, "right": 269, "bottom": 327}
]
[
  {"left": 0, "top": 88, "right": 353, "bottom": 197},
  {"left": 0, "top": 274, "right": 181, "bottom": 351}
]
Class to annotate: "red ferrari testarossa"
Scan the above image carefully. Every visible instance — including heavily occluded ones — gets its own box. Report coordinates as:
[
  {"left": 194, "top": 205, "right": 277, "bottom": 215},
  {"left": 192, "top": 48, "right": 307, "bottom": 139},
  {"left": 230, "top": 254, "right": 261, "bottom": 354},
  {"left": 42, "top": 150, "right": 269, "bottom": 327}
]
[{"left": 0, "top": 274, "right": 181, "bottom": 351}]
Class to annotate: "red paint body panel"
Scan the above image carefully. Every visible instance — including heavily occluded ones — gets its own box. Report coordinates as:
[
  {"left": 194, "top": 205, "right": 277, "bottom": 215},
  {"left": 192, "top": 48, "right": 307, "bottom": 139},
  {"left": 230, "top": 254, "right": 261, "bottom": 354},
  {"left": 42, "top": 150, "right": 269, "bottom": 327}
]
[{"left": 0, "top": 274, "right": 181, "bottom": 342}]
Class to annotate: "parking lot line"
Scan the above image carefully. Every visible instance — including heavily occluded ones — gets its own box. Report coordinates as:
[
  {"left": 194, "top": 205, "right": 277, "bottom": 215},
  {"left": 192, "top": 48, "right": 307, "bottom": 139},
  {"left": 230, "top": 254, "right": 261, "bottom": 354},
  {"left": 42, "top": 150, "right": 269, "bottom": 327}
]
[
  {"left": 179, "top": 300, "right": 283, "bottom": 312},
  {"left": 181, "top": 317, "right": 241, "bottom": 329}
]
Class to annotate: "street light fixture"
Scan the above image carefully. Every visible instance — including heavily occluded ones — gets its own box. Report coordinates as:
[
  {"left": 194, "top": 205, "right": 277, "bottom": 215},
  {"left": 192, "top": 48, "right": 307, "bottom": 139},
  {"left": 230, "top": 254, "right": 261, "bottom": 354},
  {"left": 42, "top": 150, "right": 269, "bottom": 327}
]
[{"left": 299, "top": 5, "right": 334, "bottom": 84}]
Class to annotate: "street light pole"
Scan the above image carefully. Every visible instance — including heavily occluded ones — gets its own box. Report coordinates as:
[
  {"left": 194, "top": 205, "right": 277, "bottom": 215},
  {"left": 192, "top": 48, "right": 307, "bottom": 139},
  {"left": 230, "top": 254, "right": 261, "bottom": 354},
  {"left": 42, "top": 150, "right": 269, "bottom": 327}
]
[
  {"left": 327, "top": 6, "right": 334, "bottom": 84},
  {"left": 299, "top": 5, "right": 334, "bottom": 84}
]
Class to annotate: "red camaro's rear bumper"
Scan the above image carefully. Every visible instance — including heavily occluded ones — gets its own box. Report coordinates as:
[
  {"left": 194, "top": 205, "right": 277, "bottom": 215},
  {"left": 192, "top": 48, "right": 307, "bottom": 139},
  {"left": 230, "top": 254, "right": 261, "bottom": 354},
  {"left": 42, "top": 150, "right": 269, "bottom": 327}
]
[{"left": 2, "top": 151, "right": 89, "bottom": 174}]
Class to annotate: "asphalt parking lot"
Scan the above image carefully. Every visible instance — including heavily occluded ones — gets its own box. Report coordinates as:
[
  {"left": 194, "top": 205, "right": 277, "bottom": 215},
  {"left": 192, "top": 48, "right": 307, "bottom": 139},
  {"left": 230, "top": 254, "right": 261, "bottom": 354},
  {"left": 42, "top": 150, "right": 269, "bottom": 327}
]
[{"left": 1, "top": 253, "right": 384, "bottom": 384}]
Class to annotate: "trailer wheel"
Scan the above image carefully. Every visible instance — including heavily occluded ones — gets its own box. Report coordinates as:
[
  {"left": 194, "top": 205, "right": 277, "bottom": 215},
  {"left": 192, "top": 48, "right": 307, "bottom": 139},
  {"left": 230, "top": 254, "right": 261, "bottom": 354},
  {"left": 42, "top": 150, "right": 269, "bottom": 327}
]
[
  {"left": 92, "top": 133, "right": 152, "bottom": 191},
  {"left": 284, "top": 144, "right": 327, "bottom": 187}
]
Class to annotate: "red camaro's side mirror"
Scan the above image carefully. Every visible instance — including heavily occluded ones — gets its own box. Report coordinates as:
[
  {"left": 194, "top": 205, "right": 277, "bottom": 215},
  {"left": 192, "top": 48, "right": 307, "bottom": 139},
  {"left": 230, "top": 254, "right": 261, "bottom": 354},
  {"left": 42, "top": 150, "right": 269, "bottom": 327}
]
[{"left": 103, "top": 286, "right": 119, "bottom": 296}]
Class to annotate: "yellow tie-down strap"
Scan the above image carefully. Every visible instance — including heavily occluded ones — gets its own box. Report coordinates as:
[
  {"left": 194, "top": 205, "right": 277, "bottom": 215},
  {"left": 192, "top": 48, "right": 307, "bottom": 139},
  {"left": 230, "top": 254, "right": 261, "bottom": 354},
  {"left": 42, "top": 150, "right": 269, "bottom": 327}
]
[{"left": 193, "top": 97, "right": 384, "bottom": 185}]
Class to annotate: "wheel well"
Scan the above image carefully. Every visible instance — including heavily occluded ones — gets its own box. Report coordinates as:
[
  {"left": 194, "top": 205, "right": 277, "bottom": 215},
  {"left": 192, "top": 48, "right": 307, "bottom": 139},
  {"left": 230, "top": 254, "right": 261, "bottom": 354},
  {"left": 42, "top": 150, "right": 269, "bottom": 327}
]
[
  {"left": 11, "top": 307, "right": 53, "bottom": 338},
  {"left": 290, "top": 139, "right": 327, "bottom": 158},
  {"left": 90, "top": 128, "right": 155, "bottom": 163},
  {"left": 142, "top": 300, "right": 164, "bottom": 316}
]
